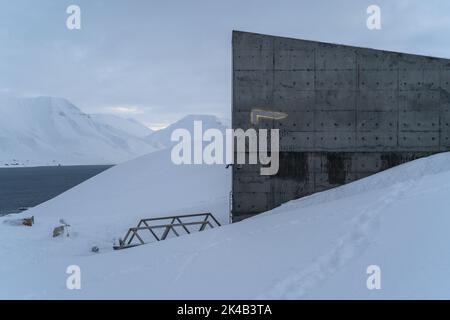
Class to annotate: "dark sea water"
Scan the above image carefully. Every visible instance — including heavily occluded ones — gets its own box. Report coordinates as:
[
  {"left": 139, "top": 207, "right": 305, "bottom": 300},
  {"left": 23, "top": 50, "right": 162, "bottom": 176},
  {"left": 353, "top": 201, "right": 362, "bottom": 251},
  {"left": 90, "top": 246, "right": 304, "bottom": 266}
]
[{"left": 0, "top": 165, "right": 112, "bottom": 216}]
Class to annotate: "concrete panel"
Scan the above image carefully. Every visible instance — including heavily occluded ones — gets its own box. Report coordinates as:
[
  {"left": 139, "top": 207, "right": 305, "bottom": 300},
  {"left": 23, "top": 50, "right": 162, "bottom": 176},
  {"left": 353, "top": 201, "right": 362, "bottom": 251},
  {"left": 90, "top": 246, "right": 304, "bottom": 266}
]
[
  {"left": 233, "top": 32, "right": 273, "bottom": 54},
  {"left": 232, "top": 31, "right": 450, "bottom": 222},
  {"left": 279, "top": 131, "right": 314, "bottom": 151},
  {"left": 270, "top": 175, "right": 314, "bottom": 193},
  {"left": 318, "top": 152, "right": 353, "bottom": 173},
  {"left": 233, "top": 49, "right": 273, "bottom": 71},
  {"left": 233, "top": 176, "right": 271, "bottom": 193},
  {"left": 440, "top": 131, "right": 450, "bottom": 147},
  {"left": 234, "top": 70, "right": 273, "bottom": 110},
  {"left": 233, "top": 192, "right": 270, "bottom": 213},
  {"left": 275, "top": 70, "right": 315, "bottom": 91},
  {"left": 441, "top": 69, "right": 450, "bottom": 91},
  {"left": 274, "top": 37, "right": 317, "bottom": 51},
  {"left": 353, "top": 154, "right": 383, "bottom": 173},
  {"left": 315, "top": 90, "right": 356, "bottom": 110},
  {"left": 232, "top": 32, "right": 273, "bottom": 71},
  {"left": 274, "top": 48, "right": 314, "bottom": 70},
  {"left": 276, "top": 152, "right": 315, "bottom": 177},
  {"left": 276, "top": 111, "right": 314, "bottom": 131},
  {"left": 356, "top": 132, "right": 397, "bottom": 150},
  {"left": 399, "top": 132, "right": 439, "bottom": 149},
  {"left": 232, "top": 163, "right": 262, "bottom": 177},
  {"left": 399, "top": 90, "right": 440, "bottom": 111},
  {"left": 314, "top": 110, "right": 356, "bottom": 132},
  {"left": 440, "top": 111, "right": 450, "bottom": 130},
  {"left": 357, "top": 111, "right": 397, "bottom": 131},
  {"left": 314, "top": 132, "right": 356, "bottom": 150},
  {"left": 357, "top": 90, "right": 397, "bottom": 111},
  {"left": 359, "top": 69, "right": 398, "bottom": 90},
  {"left": 399, "top": 110, "right": 439, "bottom": 131},
  {"left": 316, "top": 70, "right": 356, "bottom": 90},
  {"left": 316, "top": 46, "right": 356, "bottom": 70},
  {"left": 314, "top": 172, "right": 359, "bottom": 190},
  {"left": 399, "top": 69, "right": 440, "bottom": 91},
  {"left": 273, "top": 89, "right": 315, "bottom": 111},
  {"left": 398, "top": 55, "right": 443, "bottom": 69},
  {"left": 357, "top": 51, "right": 399, "bottom": 70}
]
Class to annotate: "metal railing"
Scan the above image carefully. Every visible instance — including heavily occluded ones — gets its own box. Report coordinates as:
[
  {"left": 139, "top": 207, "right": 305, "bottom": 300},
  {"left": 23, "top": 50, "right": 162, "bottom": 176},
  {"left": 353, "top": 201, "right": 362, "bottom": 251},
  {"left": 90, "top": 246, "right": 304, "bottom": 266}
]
[{"left": 114, "top": 212, "right": 221, "bottom": 250}]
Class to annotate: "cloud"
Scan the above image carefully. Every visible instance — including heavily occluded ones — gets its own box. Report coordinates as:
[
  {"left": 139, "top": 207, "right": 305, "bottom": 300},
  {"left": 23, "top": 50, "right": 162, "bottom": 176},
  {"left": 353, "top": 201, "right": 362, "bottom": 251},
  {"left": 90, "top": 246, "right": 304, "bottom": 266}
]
[
  {"left": 145, "top": 122, "right": 170, "bottom": 131},
  {"left": 2, "top": 0, "right": 450, "bottom": 127}
]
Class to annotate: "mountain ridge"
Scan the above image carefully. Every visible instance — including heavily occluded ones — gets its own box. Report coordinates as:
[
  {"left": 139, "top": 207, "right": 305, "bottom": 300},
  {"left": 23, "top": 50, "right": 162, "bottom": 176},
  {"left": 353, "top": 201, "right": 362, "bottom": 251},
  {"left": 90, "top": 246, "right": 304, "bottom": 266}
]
[{"left": 0, "top": 96, "right": 158, "bottom": 166}]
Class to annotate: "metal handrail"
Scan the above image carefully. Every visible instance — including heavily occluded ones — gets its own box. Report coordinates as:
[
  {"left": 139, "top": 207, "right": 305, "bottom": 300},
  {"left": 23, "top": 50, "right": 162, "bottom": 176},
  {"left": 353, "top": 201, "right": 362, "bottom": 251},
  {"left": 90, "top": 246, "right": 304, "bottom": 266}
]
[{"left": 114, "top": 212, "right": 221, "bottom": 250}]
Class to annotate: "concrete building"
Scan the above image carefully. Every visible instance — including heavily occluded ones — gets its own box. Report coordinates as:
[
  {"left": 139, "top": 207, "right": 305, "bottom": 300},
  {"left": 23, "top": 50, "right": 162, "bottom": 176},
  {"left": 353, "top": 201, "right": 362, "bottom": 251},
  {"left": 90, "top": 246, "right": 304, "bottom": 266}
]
[{"left": 231, "top": 30, "right": 450, "bottom": 222}]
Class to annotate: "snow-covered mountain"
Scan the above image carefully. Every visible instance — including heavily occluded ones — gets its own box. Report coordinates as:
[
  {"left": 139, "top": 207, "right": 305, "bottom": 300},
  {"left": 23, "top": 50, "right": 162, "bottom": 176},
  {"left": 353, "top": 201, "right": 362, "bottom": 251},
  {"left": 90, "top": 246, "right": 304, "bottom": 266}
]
[
  {"left": 146, "top": 114, "right": 228, "bottom": 148},
  {"left": 0, "top": 96, "right": 158, "bottom": 166},
  {"left": 0, "top": 97, "right": 228, "bottom": 167},
  {"left": 90, "top": 113, "right": 154, "bottom": 138},
  {"left": 2, "top": 149, "right": 450, "bottom": 298}
]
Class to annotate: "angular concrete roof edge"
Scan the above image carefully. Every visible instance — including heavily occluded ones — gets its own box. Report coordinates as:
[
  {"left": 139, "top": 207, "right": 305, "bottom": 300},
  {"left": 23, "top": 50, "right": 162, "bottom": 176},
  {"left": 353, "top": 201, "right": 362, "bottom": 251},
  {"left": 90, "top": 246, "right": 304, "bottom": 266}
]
[{"left": 232, "top": 30, "right": 450, "bottom": 63}]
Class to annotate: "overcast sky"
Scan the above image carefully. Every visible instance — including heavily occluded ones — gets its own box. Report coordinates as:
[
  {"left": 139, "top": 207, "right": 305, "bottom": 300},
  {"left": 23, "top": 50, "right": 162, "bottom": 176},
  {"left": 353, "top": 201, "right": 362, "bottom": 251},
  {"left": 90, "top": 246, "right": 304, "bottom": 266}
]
[{"left": 1, "top": 0, "right": 450, "bottom": 129}]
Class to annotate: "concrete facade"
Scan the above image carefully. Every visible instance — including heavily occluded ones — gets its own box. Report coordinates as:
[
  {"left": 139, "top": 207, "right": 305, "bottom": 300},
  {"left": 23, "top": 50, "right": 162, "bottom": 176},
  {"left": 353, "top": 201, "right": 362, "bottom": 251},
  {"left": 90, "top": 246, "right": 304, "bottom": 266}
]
[{"left": 231, "top": 31, "right": 450, "bottom": 222}]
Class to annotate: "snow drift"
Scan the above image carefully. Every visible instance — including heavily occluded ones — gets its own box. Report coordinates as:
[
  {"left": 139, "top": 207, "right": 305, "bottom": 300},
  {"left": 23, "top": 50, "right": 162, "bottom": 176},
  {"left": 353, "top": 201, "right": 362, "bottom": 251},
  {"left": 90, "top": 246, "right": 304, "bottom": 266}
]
[{"left": 1, "top": 150, "right": 450, "bottom": 299}]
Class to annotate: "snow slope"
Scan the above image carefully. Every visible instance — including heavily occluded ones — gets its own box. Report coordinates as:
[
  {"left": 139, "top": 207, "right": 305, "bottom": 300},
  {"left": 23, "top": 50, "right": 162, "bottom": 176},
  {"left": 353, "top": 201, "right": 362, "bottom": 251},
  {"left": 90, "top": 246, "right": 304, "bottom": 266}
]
[
  {"left": 0, "top": 96, "right": 158, "bottom": 167},
  {"left": 90, "top": 114, "right": 153, "bottom": 138},
  {"left": 1, "top": 151, "right": 450, "bottom": 299},
  {"left": 146, "top": 114, "right": 228, "bottom": 148}
]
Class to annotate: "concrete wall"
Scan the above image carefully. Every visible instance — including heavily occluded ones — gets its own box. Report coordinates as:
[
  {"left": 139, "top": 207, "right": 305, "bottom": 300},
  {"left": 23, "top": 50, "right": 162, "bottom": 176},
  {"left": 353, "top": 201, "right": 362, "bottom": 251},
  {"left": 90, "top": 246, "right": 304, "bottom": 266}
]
[{"left": 231, "top": 30, "right": 450, "bottom": 222}]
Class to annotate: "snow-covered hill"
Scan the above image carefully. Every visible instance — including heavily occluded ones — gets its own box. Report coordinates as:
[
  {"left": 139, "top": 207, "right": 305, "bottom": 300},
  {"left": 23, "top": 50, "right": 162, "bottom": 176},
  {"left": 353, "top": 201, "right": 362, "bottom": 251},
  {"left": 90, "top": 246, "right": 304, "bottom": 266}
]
[
  {"left": 1, "top": 149, "right": 450, "bottom": 299},
  {"left": 146, "top": 114, "right": 228, "bottom": 148},
  {"left": 0, "top": 96, "right": 158, "bottom": 166},
  {"left": 90, "top": 114, "right": 154, "bottom": 138}
]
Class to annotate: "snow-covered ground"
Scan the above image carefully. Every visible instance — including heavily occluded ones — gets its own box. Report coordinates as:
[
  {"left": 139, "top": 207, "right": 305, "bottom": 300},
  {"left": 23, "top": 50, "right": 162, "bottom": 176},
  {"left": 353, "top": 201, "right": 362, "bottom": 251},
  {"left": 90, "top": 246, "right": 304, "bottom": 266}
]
[{"left": 1, "top": 150, "right": 450, "bottom": 299}]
